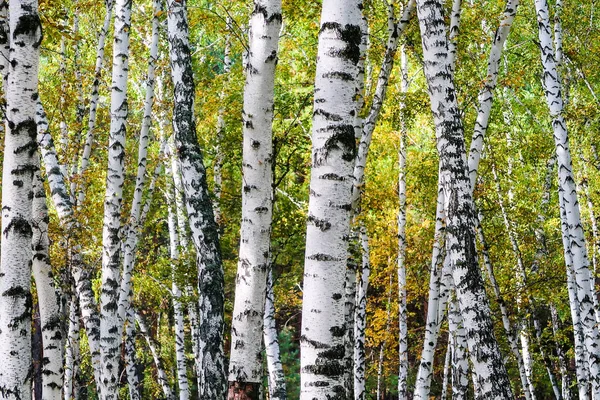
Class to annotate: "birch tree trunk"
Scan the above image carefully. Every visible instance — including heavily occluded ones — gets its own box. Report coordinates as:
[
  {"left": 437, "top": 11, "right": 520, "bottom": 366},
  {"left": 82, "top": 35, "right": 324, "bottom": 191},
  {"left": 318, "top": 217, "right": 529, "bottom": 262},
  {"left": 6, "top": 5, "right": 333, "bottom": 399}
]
[
  {"left": 413, "top": 182, "right": 448, "bottom": 400},
  {"left": 32, "top": 168, "right": 64, "bottom": 400},
  {"left": 535, "top": 0, "right": 600, "bottom": 396},
  {"left": 228, "top": 1, "right": 282, "bottom": 398},
  {"left": 36, "top": 103, "right": 102, "bottom": 389},
  {"left": 64, "top": 297, "right": 80, "bottom": 400},
  {"left": 353, "top": 226, "right": 370, "bottom": 400},
  {"left": 98, "top": 0, "right": 131, "bottom": 396},
  {"left": 166, "top": 153, "right": 191, "bottom": 400},
  {"left": 397, "top": 34, "right": 410, "bottom": 400},
  {"left": 117, "top": 0, "right": 161, "bottom": 330},
  {"left": 300, "top": 0, "right": 362, "bottom": 397},
  {"left": 167, "top": 1, "right": 226, "bottom": 397},
  {"left": 0, "top": 1, "right": 42, "bottom": 397},
  {"left": 135, "top": 312, "right": 175, "bottom": 400},
  {"left": 75, "top": 0, "right": 114, "bottom": 205},
  {"left": 448, "top": 295, "right": 469, "bottom": 400},
  {"left": 414, "top": 1, "right": 513, "bottom": 397},
  {"left": 264, "top": 270, "right": 287, "bottom": 400}
]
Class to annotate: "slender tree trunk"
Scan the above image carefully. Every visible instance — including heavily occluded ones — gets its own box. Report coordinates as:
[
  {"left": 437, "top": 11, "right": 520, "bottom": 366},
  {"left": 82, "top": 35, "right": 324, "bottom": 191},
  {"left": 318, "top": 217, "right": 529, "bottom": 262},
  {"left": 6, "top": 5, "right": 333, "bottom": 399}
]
[
  {"left": 551, "top": 305, "right": 572, "bottom": 400},
  {"left": 167, "top": 1, "right": 226, "bottom": 397},
  {"left": 415, "top": 1, "right": 513, "bottom": 397},
  {"left": 36, "top": 103, "right": 102, "bottom": 389},
  {"left": 64, "top": 297, "right": 81, "bottom": 400},
  {"left": 75, "top": 0, "right": 115, "bottom": 205},
  {"left": 476, "top": 209, "right": 532, "bottom": 400},
  {"left": 448, "top": 295, "right": 469, "bottom": 400},
  {"left": 300, "top": 0, "right": 362, "bottom": 397},
  {"left": 98, "top": 0, "right": 132, "bottom": 397},
  {"left": 135, "top": 312, "right": 175, "bottom": 400},
  {"left": 228, "top": 1, "right": 282, "bottom": 398},
  {"left": 32, "top": 168, "right": 64, "bottom": 400},
  {"left": 264, "top": 270, "right": 287, "bottom": 400},
  {"left": 0, "top": 1, "right": 42, "bottom": 397},
  {"left": 166, "top": 154, "right": 191, "bottom": 400},
  {"left": 124, "top": 310, "right": 140, "bottom": 400},
  {"left": 441, "top": 338, "right": 451, "bottom": 400},
  {"left": 117, "top": 0, "right": 161, "bottom": 328},
  {"left": 535, "top": 0, "right": 600, "bottom": 396},
  {"left": 353, "top": 226, "right": 370, "bottom": 400},
  {"left": 467, "top": 0, "right": 520, "bottom": 190},
  {"left": 213, "top": 29, "right": 231, "bottom": 229},
  {"left": 558, "top": 190, "right": 589, "bottom": 399},
  {"left": 397, "top": 40, "right": 410, "bottom": 400}
]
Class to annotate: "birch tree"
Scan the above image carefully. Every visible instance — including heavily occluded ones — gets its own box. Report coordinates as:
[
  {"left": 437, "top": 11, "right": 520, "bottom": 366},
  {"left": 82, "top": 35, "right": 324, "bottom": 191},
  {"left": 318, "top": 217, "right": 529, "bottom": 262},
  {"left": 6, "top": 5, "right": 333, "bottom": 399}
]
[
  {"left": 534, "top": 0, "right": 600, "bottom": 396},
  {"left": 98, "top": 0, "right": 132, "bottom": 397},
  {"left": 228, "top": 1, "right": 282, "bottom": 398},
  {"left": 300, "top": 0, "right": 362, "bottom": 397},
  {"left": 167, "top": 0, "right": 226, "bottom": 397},
  {"left": 32, "top": 168, "right": 64, "bottom": 400},
  {"left": 414, "top": 0, "right": 513, "bottom": 397},
  {"left": 0, "top": 1, "right": 42, "bottom": 398}
]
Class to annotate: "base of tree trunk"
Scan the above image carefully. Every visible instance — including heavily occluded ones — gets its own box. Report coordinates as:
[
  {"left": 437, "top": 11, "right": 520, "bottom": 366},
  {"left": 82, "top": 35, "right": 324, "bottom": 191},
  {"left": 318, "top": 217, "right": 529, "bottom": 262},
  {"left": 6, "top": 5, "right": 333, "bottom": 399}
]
[{"left": 227, "top": 381, "right": 260, "bottom": 400}]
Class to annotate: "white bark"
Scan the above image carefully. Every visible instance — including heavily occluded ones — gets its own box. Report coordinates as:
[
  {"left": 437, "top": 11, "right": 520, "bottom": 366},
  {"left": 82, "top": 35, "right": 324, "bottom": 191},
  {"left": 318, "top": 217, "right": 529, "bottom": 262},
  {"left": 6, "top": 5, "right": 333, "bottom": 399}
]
[
  {"left": 551, "top": 305, "right": 572, "bottom": 400},
  {"left": 213, "top": 29, "right": 231, "bottom": 228},
  {"left": 75, "top": 0, "right": 114, "bottom": 205},
  {"left": 535, "top": 0, "right": 600, "bottom": 396},
  {"left": 0, "top": 1, "right": 42, "bottom": 397},
  {"left": 228, "top": 0, "right": 282, "bottom": 396},
  {"left": 397, "top": 41, "right": 410, "bottom": 400},
  {"left": 353, "top": 226, "right": 370, "bottom": 400},
  {"left": 64, "top": 297, "right": 81, "bottom": 400},
  {"left": 264, "top": 270, "right": 287, "bottom": 400},
  {"left": 135, "top": 312, "right": 175, "bottom": 400},
  {"left": 117, "top": 0, "right": 161, "bottom": 337},
  {"left": 32, "top": 168, "right": 64, "bottom": 400},
  {"left": 415, "top": 0, "right": 513, "bottom": 397},
  {"left": 124, "top": 309, "right": 140, "bottom": 400},
  {"left": 167, "top": 1, "right": 226, "bottom": 397},
  {"left": 476, "top": 209, "right": 532, "bottom": 400},
  {"left": 467, "top": 0, "right": 520, "bottom": 190},
  {"left": 166, "top": 155, "right": 191, "bottom": 400},
  {"left": 36, "top": 101, "right": 102, "bottom": 390},
  {"left": 413, "top": 182, "right": 448, "bottom": 400},
  {"left": 300, "top": 0, "right": 362, "bottom": 397},
  {"left": 559, "top": 189, "right": 589, "bottom": 399},
  {"left": 441, "top": 338, "right": 451, "bottom": 400},
  {"left": 99, "top": 0, "right": 131, "bottom": 396},
  {"left": 448, "top": 296, "right": 469, "bottom": 400}
]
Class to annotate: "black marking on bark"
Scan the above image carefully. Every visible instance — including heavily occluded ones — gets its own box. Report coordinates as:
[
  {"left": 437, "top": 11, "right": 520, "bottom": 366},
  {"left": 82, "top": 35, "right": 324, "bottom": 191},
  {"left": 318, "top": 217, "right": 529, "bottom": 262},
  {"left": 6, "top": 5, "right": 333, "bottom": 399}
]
[
  {"left": 13, "top": 13, "right": 42, "bottom": 48},
  {"left": 329, "top": 326, "right": 345, "bottom": 337},
  {"left": 4, "top": 216, "right": 32, "bottom": 237},
  {"left": 322, "top": 71, "right": 353, "bottom": 81},
  {"left": 307, "top": 253, "right": 339, "bottom": 261},
  {"left": 319, "top": 173, "right": 344, "bottom": 181},
  {"left": 314, "top": 108, "right": 343, "bottom": 121},
  {"left": 253, "top": 5, "right": 282, "bottom": 23},
  {"left": 251, "top": 139, "right": 260, "bottom": 149},
  {"left": 321, "top": 124, "right": 356, "bottom": 162},
  {"left": 308, "top": 214, "right": 331, "bottom": 231},
  {"left": 320, "top": 22, "right": 361, "bottom": 65},
  {"left": 332, "top": 293, "right": 342, "bottom": 300}
]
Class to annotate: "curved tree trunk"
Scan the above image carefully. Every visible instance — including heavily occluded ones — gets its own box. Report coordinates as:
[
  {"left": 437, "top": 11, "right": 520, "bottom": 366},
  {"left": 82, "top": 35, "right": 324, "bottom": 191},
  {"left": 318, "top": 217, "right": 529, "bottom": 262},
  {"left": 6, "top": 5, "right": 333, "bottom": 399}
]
[
  {"left": 227, "top": 1, "right": 282, "bottom": 398},
  {"left": 32, "top": 168, "right": 64, "bottom": 400},
  {"left": 264, "top": 270, "right": 287, "bottom": 400},
  {"left": 167, "top": 1, "right": 226, "bottom": 397},
  {"left": 0, "top": 1, "right": 42, "bottom": 398},
  {"left": 414, "top": 1, "right": 513, "bottom": 397},
  {"left": 535, "top": 0, "right": 600, "bottom": 396},
  {"left": 300, "top": 0, "right": 362, "bottom": 397},
  {"left": 75, "top": 0, "right": 115, "bottom": 205}
]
